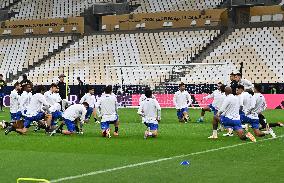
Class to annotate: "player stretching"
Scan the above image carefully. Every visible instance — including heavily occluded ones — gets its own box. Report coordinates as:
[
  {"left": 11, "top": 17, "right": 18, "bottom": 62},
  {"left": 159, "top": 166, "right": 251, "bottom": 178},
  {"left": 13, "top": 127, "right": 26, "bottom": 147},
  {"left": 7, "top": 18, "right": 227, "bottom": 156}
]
[
  {"left": 37, "top": 83, "right": 63, "bottom": 132},
  {"left": 139, "top": 87, "right": 155, "bottom": 123},
  {"left": 208, "top": 86, "right": 256, "bottom": 142},
  {"left": 0, "top": 82, "right": 22, "bottom": 129},
  {"left": 197, "top": 82, "right": 225, "bottom": 122},
  {"left": 138, "top": 89, "right": 161, "bottom": 139},
  {"left": 96, "top": 85, "right": 119, "bottom": 138},
  {"left": 235, "top": 73, "right": 253, "bottom": 91},
  {"left": 244, "top": 84, "right": 275, "bottom": 138},
  {"left": 80, "top": 86, "right": 97, "bottom": 122},
  {"left": 57, "top": 102, "right": 88, "bottom": 135},
  {"left": 173, "top": 82, "right": 192, "bottom": 123},
  {"left": 10, "top": 82, "right": 22, "bottom": 121},
  {"left": 18, "top": 83, "right": 32, "bottom": 118},
  {"left": 5, "top": 85, "right": 50, "bottom": 135}
]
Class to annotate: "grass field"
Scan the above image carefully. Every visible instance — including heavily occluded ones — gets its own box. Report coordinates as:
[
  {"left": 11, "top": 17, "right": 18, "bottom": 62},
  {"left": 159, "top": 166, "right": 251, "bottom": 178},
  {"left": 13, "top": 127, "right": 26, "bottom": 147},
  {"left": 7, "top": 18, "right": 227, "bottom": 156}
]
[{"left": 0, "top": 108, "right": 283, "bottom": 183}]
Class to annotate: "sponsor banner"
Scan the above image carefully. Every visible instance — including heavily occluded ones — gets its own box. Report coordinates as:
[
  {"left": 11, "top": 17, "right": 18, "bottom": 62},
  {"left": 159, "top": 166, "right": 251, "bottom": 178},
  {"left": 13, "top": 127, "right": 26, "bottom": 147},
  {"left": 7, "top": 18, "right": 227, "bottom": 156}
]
[
  {"left": 1, "top": 94, "right": 284, "bottom": 110},
  {"left": 132, "top": 94, "right": 284, "bottom": 109}
]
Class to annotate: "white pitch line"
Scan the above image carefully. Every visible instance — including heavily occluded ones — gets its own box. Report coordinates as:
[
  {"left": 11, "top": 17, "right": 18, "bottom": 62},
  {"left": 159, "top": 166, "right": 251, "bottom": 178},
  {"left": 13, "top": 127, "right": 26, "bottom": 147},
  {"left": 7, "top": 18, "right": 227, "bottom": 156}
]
[{"left": 50, "top": 135, "right": 284, "bottom": 183}]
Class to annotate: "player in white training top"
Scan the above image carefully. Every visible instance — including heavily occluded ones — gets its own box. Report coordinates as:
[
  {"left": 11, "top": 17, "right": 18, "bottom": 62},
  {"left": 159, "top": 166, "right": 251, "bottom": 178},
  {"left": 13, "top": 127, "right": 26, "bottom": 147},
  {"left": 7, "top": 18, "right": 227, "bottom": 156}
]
[
  {"left": 10, "top": 82, "right": 22, "bottom": 122},
  {"left": 80, "top": 86, "right": 97, "bottom": 122},
  {"left": 96, "top": 85, "right": 119, "bottom": 138},
  {"left": 138, "top": 89, "right": 161, "bottom": 139},
  {"left": 208, "top": 86, "right": 256, "bottom": 142},
  {"left": 139, "top": 87, "right": 156, "bottom": 124},
  {"left": 6, "top": 85, "right": 50, "bottom": 135},
  {"left": 1, "top": 82, "right": 22, "bottom": 130},
  {"left": 197, "top": 82, "right": 225, "bottom": 122},
  {"left": 173, "top": 82, "right": 192, "bottom": 123},
  {"left": 18, "top": 83, "right": 32, "bottom": 117},
  {"left": 235, "top": 73, "right": 253, "bottom": 91},
  {"left": 244, "top": 84, "right": 274, "bottom": 138}
]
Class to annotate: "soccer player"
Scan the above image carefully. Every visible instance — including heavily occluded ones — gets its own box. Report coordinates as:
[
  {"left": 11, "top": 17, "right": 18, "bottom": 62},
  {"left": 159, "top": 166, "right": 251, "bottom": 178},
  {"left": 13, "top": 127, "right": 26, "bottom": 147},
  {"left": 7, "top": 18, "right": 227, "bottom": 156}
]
[
  {"left": 5, "top": 85, "right": 50, "bottom": 135},
  {"left": 236, "top": 84, "right": 252, "bottom": 131},
  {"left": 96, "top": 85, "right": 119, "bottom": 138},
  {"left": 58, "top": 102, "right": 88, "bottom": 135},
  {"left": 245, "top": 84, "right": 275, "bottom": 138},
  {"left": 139, "top": 87, "right": 156, "bottom": 123},
  {"left": 235, "top": 73, "right": 253, "bottom": 91},
  {"left": 173, "top": 82, "right": 192, "bottom": 123},
  {"left": 10, "top": 82, "right": 22, "bottom": 121},
  {"left": 80, "top": 86, "right": 97, "bottom": 122},
  {"left": 40, "top": 83, "right": 63, "bottom": 132},
  {"left": 139, "top": 87, "right": 156, "bottom": 105},
  {"left": 0, "top": 74, "right": 7, "bottom": 111},
  {"left": 138, "top": 89, "right": 161, "bottom": 139},
  {"left": 0, "top": 82, "right": 22, "bottom": 129},
  {"left": 208, "top": 86, "right": 256, "bottom": 142},
  {"left": 197, "top": 82, "right": 225, "bottom": 122},
  {"left": 18, "top": 83, "right": 32, "bottom": 117}
]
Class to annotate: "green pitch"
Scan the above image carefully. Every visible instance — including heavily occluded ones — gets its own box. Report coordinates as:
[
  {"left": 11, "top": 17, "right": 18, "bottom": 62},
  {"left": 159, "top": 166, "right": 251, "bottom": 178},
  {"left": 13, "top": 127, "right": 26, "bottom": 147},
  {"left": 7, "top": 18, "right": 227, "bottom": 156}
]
[{"left": 0, "top": 108, "right": 283, "bottom": 183}]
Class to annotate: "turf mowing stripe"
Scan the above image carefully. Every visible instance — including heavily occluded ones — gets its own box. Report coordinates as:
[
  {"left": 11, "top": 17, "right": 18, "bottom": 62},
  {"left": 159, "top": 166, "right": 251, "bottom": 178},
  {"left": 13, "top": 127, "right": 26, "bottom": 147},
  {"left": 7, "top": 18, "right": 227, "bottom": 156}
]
[{"left": 50, "top": 135, "right": 284, "bottom": 183}]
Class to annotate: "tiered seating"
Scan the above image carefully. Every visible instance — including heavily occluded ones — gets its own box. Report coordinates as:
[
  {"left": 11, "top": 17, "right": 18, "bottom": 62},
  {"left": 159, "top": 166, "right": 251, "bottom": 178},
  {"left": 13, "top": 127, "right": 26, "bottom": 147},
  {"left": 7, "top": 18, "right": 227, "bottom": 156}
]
[
  {"left": 134, "top": 0, "right": 224, "bottom": 13},
  {"left": 0, "top": 36, "right": 72, "bottom": 79},
  {"left": 181, "top": 27, "right": 284, "bottom": 84},
  {"left": 27, "top": 30, "right": 220, "bottom": 85},
  {"left": 0, "top": 0, "right": 15, "bottom": 9},
  {"left": 10, "top": 0, "right": 110, "bottom": 20}
]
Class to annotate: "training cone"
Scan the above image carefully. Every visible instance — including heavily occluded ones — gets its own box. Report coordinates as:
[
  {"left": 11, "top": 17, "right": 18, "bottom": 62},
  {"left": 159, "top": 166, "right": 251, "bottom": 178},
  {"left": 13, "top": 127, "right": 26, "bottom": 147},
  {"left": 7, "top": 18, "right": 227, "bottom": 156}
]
[{"left": 180, "top": 161, "right": 190, "bottom": 166}]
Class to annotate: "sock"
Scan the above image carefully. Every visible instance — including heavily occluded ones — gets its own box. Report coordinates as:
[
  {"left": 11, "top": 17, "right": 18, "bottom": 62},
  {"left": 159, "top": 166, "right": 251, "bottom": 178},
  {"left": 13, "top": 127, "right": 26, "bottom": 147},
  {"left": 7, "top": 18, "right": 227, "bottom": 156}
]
[
  {"left": 148, "top": 131, "right": 153, "bottom": 136},
  {"left": 56, "top": 123, "right": 64, "bottom": 133},
  {"left": 268, "top": 123, "right": 278, "bottom": 127},
  {"left": 241, "top": 125, "right": 246, "bottom": 129},
  {"left": 213, "top": 130, "right": 217, "bottom": 137},
  {"left": 200, "top": 117, "right": 204, "bottom": 120},
  {"left": 228, "top": 128, "right": 233, "bottom": 134},
  {"left": 240, "top": 135, "right": 248, "bottom": 140},
  {"left": 75, "top": 125, "right": 79, "bottom": 132},
  {"left": 115, "top": 127, "right": 118, "bottom": 133}
]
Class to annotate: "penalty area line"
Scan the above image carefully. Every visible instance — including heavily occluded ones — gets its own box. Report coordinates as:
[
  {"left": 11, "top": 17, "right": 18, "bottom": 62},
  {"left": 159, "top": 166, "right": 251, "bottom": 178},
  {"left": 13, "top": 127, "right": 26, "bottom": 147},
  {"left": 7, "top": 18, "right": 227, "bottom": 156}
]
[{"left": 50, "top": 135, "right": 284, "bottom": 183}]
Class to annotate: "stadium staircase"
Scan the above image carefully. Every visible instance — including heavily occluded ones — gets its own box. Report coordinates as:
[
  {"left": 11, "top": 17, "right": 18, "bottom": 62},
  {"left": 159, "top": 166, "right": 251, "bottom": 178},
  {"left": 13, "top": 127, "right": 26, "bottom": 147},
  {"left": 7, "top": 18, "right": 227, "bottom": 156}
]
[{"left": 6, "top": 35, "right": 82, "bottom": 83}]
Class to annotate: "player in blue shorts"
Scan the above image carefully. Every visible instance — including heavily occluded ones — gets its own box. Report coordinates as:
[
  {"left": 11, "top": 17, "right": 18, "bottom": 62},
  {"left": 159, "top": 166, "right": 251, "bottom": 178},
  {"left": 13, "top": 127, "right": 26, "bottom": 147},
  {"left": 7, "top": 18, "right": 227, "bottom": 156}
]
[
  {"left": 5, "top": 85, "right": 50, "bottom": 135},
  {"left": 243, "top": 84, "right": 272, "bottom": 137},
  {"left": 80, "top": 86, "right": 97, "bottom": 123},
  {"left": 96, "top": 85, "right": 119, "bottom": 138},
  {"left": 138, "top": 89, "right": 161, "bottom": 139},
  {"left": 9, "top": 82, "right": 22, "bottom": 121},
  {"left": 208, "top": 86, "right": 256, "bottom": 142},
  {"left": 173, "top": 82, "right": 192, "bottom": 123}
]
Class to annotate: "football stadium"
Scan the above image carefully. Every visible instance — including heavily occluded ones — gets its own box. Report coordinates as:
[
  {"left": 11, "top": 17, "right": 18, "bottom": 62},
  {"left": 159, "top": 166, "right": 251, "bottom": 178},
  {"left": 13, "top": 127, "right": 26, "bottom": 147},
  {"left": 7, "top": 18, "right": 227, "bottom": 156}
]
[{"left": 0, "top": 0, "right": 284, "bottom": 182}]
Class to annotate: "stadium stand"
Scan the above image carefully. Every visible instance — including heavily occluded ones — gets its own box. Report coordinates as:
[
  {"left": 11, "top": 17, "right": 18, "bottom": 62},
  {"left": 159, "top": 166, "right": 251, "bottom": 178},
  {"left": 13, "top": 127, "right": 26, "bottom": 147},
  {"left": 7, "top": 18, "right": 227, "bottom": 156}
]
[
  {"left": 0, "top": 0, "right": 18, "bottom": 9},
  {"left": 181, "top": 26, "right": 284, "bottom": 84},
  {"left": 26, "top": 29, "right": 221, "bottom": 85},
  {"left": 133, "top": 0, "right": 225, "bottom": 13},
  {"left": 9, "top": 0, "right": 111, "bottom": 20},
  {"left": 0, "top": 36, "right": 73, "bottom": 80}
]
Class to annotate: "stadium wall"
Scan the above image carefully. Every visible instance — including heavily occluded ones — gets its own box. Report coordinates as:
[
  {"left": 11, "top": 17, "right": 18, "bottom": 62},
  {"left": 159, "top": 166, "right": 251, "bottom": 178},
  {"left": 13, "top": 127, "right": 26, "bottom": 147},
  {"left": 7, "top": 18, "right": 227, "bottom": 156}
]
[
  {"left": 0, "top": 17, "right": 84, "bottom": 35},
  {"left": 1, "top": 93, "right": 284, "bottom": 109},
  {"left": 1, "top": 85, "right": 284, "bottom": 109},
  {"left": 101, "top": 9, "right": 228, "bottom": 31}
]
